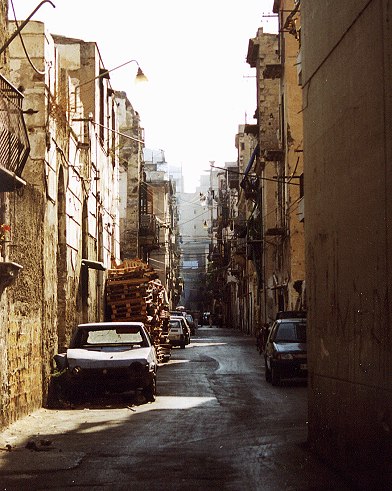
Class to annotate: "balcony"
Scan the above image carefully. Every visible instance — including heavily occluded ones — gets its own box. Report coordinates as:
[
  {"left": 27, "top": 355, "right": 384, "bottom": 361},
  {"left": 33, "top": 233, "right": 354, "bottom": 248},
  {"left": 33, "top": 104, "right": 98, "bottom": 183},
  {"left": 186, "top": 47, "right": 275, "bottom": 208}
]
[
  {"left": 0, "top": 74, "right": 30, "bottom": 191},
  {"left": 139, "top": 213, "right": 159, "bottom": 249}
]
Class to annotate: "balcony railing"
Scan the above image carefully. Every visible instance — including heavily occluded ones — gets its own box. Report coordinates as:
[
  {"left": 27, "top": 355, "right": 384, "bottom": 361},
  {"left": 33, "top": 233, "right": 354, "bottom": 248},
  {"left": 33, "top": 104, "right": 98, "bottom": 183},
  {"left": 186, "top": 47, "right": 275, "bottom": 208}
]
[
  {"left": 139, "top": 213, "right": 160, "bottom": 251},
  {"left": 0, "top": 74, "right": 30, "bottom": 191}
]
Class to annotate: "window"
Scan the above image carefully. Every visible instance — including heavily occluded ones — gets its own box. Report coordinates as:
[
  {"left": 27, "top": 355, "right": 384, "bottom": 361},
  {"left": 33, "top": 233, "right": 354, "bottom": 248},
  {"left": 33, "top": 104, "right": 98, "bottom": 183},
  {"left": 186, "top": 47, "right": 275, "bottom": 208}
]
[{"left": 274, "top": 322, "right": 306, "bottom": 342}]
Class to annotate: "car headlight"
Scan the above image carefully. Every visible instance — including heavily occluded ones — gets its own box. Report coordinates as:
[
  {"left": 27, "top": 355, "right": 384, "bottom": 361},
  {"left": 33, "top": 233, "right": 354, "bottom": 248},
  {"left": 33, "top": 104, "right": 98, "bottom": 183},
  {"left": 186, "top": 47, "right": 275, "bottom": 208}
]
[{"left": 277, "top": 353, "right": 294, "bottom": 360}]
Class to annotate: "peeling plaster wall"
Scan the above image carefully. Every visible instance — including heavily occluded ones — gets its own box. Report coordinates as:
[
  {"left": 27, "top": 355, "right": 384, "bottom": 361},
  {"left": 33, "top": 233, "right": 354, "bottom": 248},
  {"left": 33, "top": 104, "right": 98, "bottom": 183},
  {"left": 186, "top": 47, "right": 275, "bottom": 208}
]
[
  {"left": 0, "top": 0, "right": 9, "bottom": 427},
  {"left": 2, "top": 21, "right": 58, "bottom": 424},
  {"left": 1, "top": 20, "right": 121, "bottom": 428},
  {"left": 278, "top": 0, "right": 305, "bottom": 310},
  {"left": 0, "top": 0, "right": 7, "bottom": 72},
  {"left": 3, "top": 184, "right": 46, "bottom": 426},
  {"left": 302, "top": 0, "right": 392, "bottom": 483},
  {"left": 251, "top": 30, "right": 281, "bottom": 321},
  {"left": 116, "top": 91, "right": 142, "bottom": 260},
  {"left": 236, "top": 127, "right": 260, "bottom": 330}
]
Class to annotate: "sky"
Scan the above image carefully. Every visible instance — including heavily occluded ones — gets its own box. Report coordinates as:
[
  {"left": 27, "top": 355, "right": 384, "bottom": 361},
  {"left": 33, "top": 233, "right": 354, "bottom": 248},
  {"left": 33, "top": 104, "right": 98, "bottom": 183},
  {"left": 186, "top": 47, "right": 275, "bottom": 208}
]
[{"left": 11, "top": 0, "right": 278, "bottom": 191}]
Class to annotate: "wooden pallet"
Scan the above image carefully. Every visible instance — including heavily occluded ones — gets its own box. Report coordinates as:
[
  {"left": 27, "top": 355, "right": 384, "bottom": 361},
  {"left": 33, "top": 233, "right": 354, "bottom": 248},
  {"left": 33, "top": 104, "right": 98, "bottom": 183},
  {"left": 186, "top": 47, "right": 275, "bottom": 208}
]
[
  {"left": 106, "top": 297, "right": 145, "bottom": 307},
  {"left": 106, "top": 260, "right": 170, "bottom": 357}
]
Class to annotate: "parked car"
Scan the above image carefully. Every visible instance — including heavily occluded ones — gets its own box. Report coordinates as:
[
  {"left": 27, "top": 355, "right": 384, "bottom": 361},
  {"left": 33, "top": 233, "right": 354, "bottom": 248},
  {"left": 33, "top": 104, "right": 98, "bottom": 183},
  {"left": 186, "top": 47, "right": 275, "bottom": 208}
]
[
  {"left": 264, "top": 316, "right": 307, "bottom": 386},
  {"left": 169, "top": 310, "right": 186, "bottom": 318},
  {"left": 170, "top": 314, "right": 191, "bottom": 336},
  {"left": 168, "top": 316, "right": 190, "bottom": 348},
  {"left": 275, "top": 310, "right": 307, "bottom": 320},
  {"left": 54, "top": 322, "right": 158, "bottom": 402},
  {"left": 185, "top": 313, "right": 196, "bottom": 334}
]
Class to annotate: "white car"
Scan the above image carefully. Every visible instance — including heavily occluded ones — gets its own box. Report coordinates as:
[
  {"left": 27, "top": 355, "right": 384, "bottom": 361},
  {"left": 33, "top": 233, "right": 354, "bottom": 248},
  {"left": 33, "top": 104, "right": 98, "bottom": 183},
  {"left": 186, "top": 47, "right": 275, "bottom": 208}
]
[
  {"left": 54, "top": 322, "right": 157, "bottom": 402},
  {"left": 168, "top": 316, "right": 190, "bottom": 348}
]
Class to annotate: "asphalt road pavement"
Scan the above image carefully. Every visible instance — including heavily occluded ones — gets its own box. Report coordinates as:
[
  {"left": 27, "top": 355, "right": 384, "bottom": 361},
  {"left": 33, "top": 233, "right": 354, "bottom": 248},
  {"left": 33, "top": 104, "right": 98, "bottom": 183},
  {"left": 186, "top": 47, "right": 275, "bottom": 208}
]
[{"left": 0, "top": 326, "right": 354, "bottom": 490}]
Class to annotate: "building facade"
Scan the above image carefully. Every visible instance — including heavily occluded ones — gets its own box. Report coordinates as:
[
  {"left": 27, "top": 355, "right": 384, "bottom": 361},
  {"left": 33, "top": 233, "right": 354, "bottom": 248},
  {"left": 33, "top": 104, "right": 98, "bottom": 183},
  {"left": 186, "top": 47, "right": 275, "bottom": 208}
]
[
  {"left": 273, "top": 0, "right": 305, "bottom": 312},
  {"left": 140, "top": 151, "right": 180, "bottom": 307},
  {"left": 236, "top": 29, "right": 281, "bottom": 331},
  {"left": 302, "top": 0, "right": 392, "bottom": 484},
  {"left": 0, "top": 0, "right": 31, "bottom": 427},
  {"left": 228, "top": 16, "right": 305, "bottom": 335},
  {"left": 116, "top": 91, "right": 144, "bottom": 260},
  {"left": 0, "top": 18, "right": 121, "bottom": 427},
  {"left": 178, "top": 188, "right": 210, "bottom": 312}
]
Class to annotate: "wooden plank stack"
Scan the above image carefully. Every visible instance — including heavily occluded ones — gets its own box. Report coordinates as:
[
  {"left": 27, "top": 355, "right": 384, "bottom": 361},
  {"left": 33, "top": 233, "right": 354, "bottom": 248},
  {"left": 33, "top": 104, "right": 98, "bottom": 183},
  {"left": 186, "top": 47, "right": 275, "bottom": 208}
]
[{"left": 105, "top": 259, "right": 171, "bottom": 363}]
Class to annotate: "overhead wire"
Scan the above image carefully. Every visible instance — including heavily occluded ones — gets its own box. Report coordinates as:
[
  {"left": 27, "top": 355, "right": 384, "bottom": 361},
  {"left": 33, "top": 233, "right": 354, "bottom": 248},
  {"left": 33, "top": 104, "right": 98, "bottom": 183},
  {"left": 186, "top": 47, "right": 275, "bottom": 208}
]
[{"left": 10, "top": 0, "right": 47, "bottom": 75}]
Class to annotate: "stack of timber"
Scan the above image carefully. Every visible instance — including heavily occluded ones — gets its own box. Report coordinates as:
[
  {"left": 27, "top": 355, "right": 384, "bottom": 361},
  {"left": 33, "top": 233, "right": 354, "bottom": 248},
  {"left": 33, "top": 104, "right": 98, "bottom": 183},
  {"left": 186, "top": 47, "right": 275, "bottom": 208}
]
[{"left": 106, "top": 259, "right": 171, "bottom": 363}]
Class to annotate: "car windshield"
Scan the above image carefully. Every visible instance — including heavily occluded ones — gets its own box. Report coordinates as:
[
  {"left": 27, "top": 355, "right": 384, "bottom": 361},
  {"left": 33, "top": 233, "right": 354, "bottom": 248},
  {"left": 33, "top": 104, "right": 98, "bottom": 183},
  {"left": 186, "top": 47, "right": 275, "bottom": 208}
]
[
  {"left": 169, "top": 320, "right": 181, "bottom": 328},
  {"left": 72, "top": 326, "right": 148, "bottom": 347},
  {"left": 274, "top": 322, "right": 307, "bottom": 343}
]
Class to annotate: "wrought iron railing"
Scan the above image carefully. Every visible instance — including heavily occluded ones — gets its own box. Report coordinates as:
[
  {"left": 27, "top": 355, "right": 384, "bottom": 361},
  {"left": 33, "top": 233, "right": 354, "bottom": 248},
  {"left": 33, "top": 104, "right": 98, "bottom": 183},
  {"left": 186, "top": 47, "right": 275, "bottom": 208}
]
[
  {"left": 0, "top": 74, "right": 30, "bottom": 190},
  {"left": 139, "top": 213, "right": 159, "bottom": 237}
]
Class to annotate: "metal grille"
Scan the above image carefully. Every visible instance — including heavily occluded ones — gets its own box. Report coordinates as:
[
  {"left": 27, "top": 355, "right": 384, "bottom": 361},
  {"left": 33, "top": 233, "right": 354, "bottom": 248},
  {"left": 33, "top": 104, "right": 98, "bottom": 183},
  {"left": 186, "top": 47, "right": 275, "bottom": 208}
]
[
  {"left": 140, "top": 213, "right": 159, "bottom": 235},
  {"left": 0, "top": 74, "right": 30, "bottom": 177}
]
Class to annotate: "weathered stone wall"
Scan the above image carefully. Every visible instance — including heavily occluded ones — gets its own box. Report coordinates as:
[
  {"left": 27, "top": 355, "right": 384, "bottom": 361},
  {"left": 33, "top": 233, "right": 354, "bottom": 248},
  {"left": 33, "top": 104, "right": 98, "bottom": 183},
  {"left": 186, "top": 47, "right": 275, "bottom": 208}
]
[
  {"left": 3, "top": 183, "right": 46, "bottom": 426},
  {"left": 1, "top": 21, "right": 121, "bottom": 428},
  {"left": 302, "top": 0, "right": 392, "bottom": 484},
  {"left": 0, "top": 0, "right": 9, "bottom": 427},
  {"left": 0, "top": 0, "right": 7, "bottom": 72},
  {"left": 250, "top": 30, "right": 281, "bottom": 321},
  {"left": 276, "top": 0, "right": 305, "bottom": 310},
  {"left": 235, "top": 126, "right": 262, "bottom": 330},
  {"left": 116, "top": 91, "right": 142, "bottom": 260},
  {"left": 2, "top": 21, "right": 55, "bottom": 424},
  {"left": 254, "top": 30, "right": 280, "bottom": 151}
]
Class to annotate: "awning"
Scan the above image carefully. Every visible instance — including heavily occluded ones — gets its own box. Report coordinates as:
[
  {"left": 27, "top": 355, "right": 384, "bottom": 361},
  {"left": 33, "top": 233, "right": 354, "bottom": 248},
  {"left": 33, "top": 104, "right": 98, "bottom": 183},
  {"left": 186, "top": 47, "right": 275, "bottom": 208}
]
[
  {"left": 240, "top": 145, "right": 259, "bottom": 188},
  {"left": 243, "top": 145, "right": 259, "bottom": 176},
  {"left": 81, "top": 259, "right": 106, "bottom": 271}
]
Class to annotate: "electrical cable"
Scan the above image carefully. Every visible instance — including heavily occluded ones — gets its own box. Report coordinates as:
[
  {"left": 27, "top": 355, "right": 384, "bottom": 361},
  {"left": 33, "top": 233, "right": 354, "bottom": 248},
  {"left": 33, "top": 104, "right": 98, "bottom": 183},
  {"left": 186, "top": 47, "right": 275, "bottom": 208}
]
[
  {"left": 10, "top": 0, "right": 47, "bottom": 75},
  {"left": 177, "top": 209, "right": 209, "bottom": 227}
]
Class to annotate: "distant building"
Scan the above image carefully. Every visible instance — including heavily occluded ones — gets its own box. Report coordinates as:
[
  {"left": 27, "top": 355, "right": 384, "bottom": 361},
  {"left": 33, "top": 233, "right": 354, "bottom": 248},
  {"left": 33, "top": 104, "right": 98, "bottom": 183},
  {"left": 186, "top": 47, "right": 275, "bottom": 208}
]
[
  {"left": 140, "top": 150, "right": 180, "bottom": 307},
  {"left": 177, "top": 185, "right": 210, "bottom": 311}
]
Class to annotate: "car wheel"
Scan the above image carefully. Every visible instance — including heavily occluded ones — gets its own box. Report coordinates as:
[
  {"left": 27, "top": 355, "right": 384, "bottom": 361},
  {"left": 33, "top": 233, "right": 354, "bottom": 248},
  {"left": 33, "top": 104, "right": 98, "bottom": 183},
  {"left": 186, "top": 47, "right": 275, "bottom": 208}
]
[
  {"left": 271, "top": 366, "right": 281, "bottom": 386},
  {"left": 68, "top": 385, "right": 85, "bottom": 405},
  {"left": 265, "top": 360, "right": 272, "bottom": 382},
  {"left": 142, "top": 376, "right": 157, "bottom": 402},
  {"left": 180, "top": 343, "right": 186, "bottom": 349}
]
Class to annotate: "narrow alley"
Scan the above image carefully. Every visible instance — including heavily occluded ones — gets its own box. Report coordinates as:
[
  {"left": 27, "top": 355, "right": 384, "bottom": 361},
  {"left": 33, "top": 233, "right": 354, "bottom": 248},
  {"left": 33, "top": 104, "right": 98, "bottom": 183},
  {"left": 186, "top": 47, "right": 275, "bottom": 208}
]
[{"left": 1, "top": 327, "right": 352, "bottom": 491}]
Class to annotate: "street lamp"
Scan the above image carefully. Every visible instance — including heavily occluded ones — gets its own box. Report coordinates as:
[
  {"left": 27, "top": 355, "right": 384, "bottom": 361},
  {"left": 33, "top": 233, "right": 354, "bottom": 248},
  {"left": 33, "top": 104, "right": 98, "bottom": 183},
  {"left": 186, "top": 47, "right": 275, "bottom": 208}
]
[
  {"left": 73, "top": 59, "right": 147, "bottom": 111},
  {"left": 94, "top": 59, "right": 148, "bottom": 84}
]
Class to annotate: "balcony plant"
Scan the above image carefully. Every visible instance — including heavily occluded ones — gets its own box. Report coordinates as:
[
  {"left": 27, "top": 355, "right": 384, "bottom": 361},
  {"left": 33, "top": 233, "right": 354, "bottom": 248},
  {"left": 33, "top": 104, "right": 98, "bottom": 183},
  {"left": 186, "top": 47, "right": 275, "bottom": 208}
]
[{"left": 0, "top": 224, "right": 11, "bottom": 254}]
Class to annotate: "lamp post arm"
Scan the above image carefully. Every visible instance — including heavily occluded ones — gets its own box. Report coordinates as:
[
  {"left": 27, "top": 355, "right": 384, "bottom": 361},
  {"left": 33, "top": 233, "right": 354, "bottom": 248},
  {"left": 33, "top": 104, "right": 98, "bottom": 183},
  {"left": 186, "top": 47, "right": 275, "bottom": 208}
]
[
  {"left": 77, "top": 59, "right": 141, "bottom": 89},
  {"left": 0, "top": 1, "right": 56, "bottom": 57},
  {"left": 73, "top": 59, "right": 143, "bottom": 112}
]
